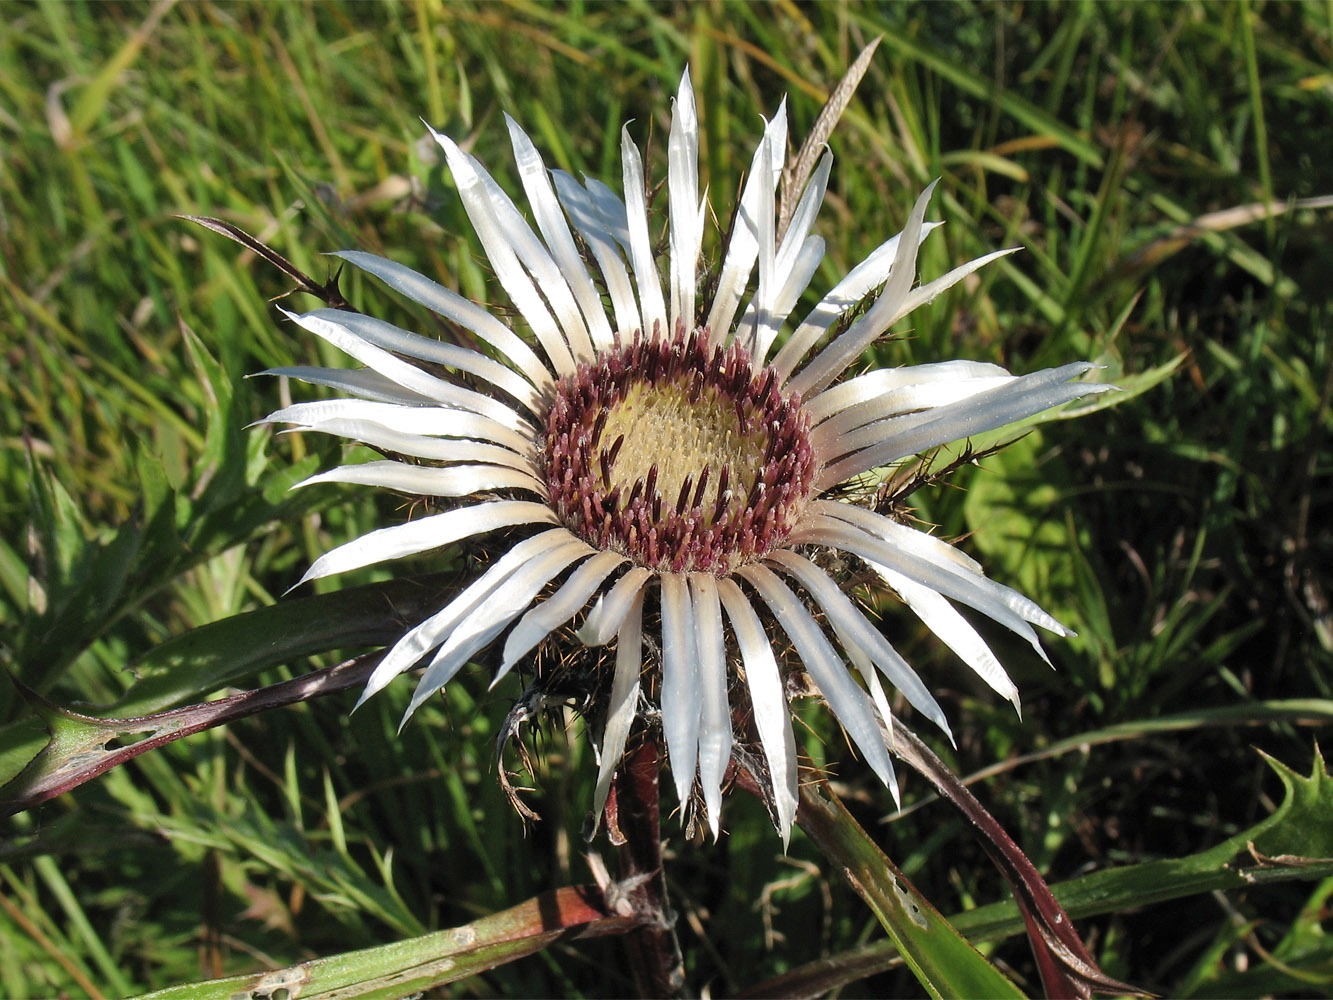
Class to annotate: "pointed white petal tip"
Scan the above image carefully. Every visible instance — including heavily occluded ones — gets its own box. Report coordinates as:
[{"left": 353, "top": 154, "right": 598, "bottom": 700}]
[
  {"left": 937, "top": 717, "right": 955, "bottom": 748},
  {"left": 395, "top": 705, "right": 418, "bottom": 736},
  {"left": 350, "top": 685, "right": 375, "bottom": 715},
  {"left": 398, "top": 678, "right": 445, "bottom": 733},
  {"left": 284, "top": 562, "right": 322, "bottom": 595}
]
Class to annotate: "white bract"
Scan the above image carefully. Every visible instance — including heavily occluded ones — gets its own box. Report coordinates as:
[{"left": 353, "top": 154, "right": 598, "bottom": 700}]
[{"left": 259, "top": 70, "right": 1109, "bottom": 843}]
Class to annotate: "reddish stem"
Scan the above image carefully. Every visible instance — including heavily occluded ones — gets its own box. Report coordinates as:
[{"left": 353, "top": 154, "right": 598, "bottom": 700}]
[
  {"left": 609, "top": 740, "right": 686, "bottom": 998},
  {"left": 889, "top": 726, "right": 1142, "bottom": 998}
]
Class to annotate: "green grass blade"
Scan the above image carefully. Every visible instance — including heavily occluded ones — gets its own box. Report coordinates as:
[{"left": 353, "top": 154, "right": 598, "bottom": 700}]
[
  {"left": 796, "top": 779, "right": 1027, "bottom": 999},
  {"left": 131, "top": 886, "right": 629, "bottom": 1000}
]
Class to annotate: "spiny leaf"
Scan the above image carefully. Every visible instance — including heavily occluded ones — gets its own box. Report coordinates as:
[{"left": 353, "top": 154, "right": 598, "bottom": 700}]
[{"left": 756, "top": 745, "right": 1333, "bottom": 995}]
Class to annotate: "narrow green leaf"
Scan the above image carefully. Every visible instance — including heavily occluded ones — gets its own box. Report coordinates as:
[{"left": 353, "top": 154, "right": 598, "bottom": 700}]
[
  {"left": 117, "top": 570, "right": 459, "bottom": 716},
  {"left": 132, "top": 886, "right": 632, "bottom": 1000},
  {"left": 1, "top": 655, "right": 380, "bottom": 816},
  {"left": 862, "top": 19, "right": 1105, "bottom": 170},
  {"left": 0, "top": 571, "right": 462, "bottom": 794},
  {"left": 796, "top": 780, "right": 1027, "bottom": 1000},
  {"left": 67, "top": 0, "right": 176, "bottom": 137}
]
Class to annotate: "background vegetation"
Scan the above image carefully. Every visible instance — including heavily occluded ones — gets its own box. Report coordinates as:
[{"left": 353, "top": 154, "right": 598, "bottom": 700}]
[{"left": 2, "top": 1, "right": 1331, "bottom": 996}]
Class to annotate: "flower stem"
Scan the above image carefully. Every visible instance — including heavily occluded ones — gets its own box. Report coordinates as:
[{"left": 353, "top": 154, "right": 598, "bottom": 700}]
[
  {"left": 889, "top": 724, "right": 1143, "bottom": 998},
  {"left": 610, "top": 740, "right": 686, "bottom": 998},
  {"left": 791, "top": 776, "right": 1026, "bottom": 999}
]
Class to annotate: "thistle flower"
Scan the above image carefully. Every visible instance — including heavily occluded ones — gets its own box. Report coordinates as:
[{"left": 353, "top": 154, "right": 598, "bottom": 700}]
[{"left": 259, "top": 70, "right": 1109, "bottom": 842}]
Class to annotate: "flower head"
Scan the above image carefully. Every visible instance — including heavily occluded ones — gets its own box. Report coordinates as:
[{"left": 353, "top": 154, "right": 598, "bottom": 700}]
[{"left": 260, "top": 70, "right": 1109, "bottom": 842}]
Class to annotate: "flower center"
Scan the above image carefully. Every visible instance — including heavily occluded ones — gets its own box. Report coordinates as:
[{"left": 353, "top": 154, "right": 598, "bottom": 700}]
[{"left": 543, "top": 324, "right": 817, "bottom": 574}]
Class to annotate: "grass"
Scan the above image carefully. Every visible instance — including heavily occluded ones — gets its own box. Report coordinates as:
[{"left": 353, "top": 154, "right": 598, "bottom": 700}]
[{"left": 2, "top": 1, "right": 1332, "bottom": 996}]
